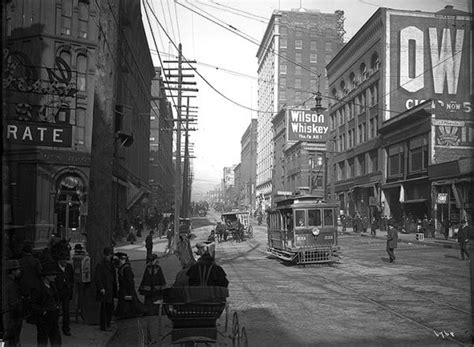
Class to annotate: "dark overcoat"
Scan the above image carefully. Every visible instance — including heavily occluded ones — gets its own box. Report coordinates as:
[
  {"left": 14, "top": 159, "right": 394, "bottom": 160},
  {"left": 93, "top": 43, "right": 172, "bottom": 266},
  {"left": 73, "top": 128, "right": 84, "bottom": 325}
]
[
  {"left": 387, "top": 226, "right": 398, "bottom": 249},
  {"left": 55, "top": 262, "right": 74, "bottom": 300},
  {"left": 94, "top": 260, "right": 117, "bottom": 303}
]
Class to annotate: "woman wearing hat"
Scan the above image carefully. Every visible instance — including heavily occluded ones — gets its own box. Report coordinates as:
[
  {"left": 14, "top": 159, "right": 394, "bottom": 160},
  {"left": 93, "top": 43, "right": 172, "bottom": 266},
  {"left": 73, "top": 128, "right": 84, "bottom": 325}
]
[
  {"left": 114, "top": 253, "right": 143, "bottom": 319},
  {"left": 138, "top": 254, "right": 166, "bottom": 315},
  {"left": 29, "top": 262, "right": 62, "bottom": 346},
  {"left": 3, "top": 259, "right": 23, "bottom": 347}
]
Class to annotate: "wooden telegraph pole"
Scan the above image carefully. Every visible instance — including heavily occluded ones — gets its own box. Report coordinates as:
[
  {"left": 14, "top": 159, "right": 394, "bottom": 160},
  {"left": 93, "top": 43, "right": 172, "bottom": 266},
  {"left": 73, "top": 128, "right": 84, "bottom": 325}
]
[{"left": 163, "top": 45, "right": 198, "bottom": 266}]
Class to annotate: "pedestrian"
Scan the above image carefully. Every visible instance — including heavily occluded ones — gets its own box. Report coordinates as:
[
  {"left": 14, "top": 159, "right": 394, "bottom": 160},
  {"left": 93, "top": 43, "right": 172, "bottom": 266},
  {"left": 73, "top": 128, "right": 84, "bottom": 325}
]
[
  {"left": 442, "top": 219, "right": 450, "bottom": 240},
  {"left": 145, "top": 229, "right": 154, "bottom": 259},
  {"left": 127, "top": 226, "right": 136, "bottom": 244},
  {"left": 370, "top": 216, "right": 377, "bottom": 237},
  {"left": 94, "top": 247, "right": 117, "bottom": 331},
  {"left": 157, "top": 221, "right": 165, "bottom": 239},
  {"left": 422, "top": 215, "right": 429, "bottom": 238},
  {"left": 139, "top": 254, "right": 166, "bottom": 315},
  {"left": 187, "top": 252, "right": 229, "bottom": 287},
  {"left": 30, "top": 262, "right": 62, "bottom": 347},
  {"left": 457, "top": 219, "right": 470, "bottom": 261},
  {"left": 114, "top": 252, "right": 144, "bottom": 319},
  {"left": 428, "top": 217, "right": 435, "bottom": 238},
  {"left": 54, "top": 254, "right": 74, "bottom": 336},
  {"left": 386, "top": 220, "right": 399, "bottom": 263},
  {"left": 166, "top": 225, "right": 174, "bottom": 253},
  {"left": 3, "top": 259, "right": 24, "bottom": 347},
  {"left": 341, "top": 214, "right": 347, "bottom": 234},
  {"left": 19, "top": 244, "right": 43, "bottom": 298},
  {"left": 362, "top": 216, "right": 369, "bottom": 233},
  {"left": 137, "top": 217, "right": 143, "bottom": 238}
]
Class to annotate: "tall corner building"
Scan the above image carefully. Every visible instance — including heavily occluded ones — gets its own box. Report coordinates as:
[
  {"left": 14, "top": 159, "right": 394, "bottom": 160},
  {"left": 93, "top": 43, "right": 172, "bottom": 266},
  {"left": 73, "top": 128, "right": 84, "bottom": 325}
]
[{"left": 255, "top": 8, "right": 345, "bottom": 208}]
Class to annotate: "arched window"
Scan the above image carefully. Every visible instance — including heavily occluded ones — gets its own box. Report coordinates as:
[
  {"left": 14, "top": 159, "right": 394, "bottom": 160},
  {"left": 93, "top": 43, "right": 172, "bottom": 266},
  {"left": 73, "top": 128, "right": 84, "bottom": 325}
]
[
  {"left": 371, "top": 52, "right": 380, "bottom": 70},
  {"left": 349, "top": 72, "right": 356, "bottom": 88},
  {"left": 77, "top": 54, "right": 87, "bottom": 91},
  {"left": 360, "top": 63, "right": 367, "bottom": 75}
]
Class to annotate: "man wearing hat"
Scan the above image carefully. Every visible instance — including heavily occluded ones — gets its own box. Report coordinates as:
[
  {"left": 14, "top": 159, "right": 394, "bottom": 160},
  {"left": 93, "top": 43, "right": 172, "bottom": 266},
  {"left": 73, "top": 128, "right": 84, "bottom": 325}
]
[
  {"left": 94, "top": 247, "right": 117, "bottom": 331},
  {"left": 386, "top": 219, "right": 399, "bottom": 263},
  {"left": 457, "top": 219, "right": 470, "bottom": 260},
  {"left": 30, "top": 262, "right": 62, "bottom": 346},
  {"left": 3, "top": 259, "right": 23, "bottom": 347},
  {"left": 54, "top": 254, "right": 74, "bottom": 336}
]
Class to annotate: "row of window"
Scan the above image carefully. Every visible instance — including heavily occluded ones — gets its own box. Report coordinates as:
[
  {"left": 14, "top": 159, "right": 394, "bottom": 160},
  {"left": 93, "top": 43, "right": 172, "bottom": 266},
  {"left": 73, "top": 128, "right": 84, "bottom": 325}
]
[
  {"left": 334, "top": 116, "right": 379, "bottom": 151},
  {"left": 387, "top": 136, "right": 428, "bottom": 177},
  {"left": 280, "top": 38, "right": 333, "bottom": 52},
  {"left": 330, "top": 82, "right": 379, "bottom": 130},
  {"left": 335, "top": 150, "right": 379, "bottom": 180},
  {"left": 61, "top": 0, "right": 90, "bottom": 39}
]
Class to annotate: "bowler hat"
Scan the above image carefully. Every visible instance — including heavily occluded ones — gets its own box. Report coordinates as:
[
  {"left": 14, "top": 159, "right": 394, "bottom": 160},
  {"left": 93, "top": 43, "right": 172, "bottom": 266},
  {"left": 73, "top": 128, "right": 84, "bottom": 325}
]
[
  {"left": 6, "top": 259, "right": 22, "bottom": 271},
  {"left": 41, "top": 262, "right": 61, "bottom": 276}
]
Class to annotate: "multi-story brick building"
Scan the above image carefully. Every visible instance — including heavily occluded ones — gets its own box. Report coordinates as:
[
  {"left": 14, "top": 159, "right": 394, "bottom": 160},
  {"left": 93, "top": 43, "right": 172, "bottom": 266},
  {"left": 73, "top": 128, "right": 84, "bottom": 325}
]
[
  {"left": 240, "top": 119, "right": 257, "bottom": 211},
  {"left": 326, "top": 5, "right": 473, "bottom": 228},
  {"left": 256, "top": 8, "right": 344, "bottom": 209},
  {"left": 3, "top": 0, "right": 154, "bottom": 252}
]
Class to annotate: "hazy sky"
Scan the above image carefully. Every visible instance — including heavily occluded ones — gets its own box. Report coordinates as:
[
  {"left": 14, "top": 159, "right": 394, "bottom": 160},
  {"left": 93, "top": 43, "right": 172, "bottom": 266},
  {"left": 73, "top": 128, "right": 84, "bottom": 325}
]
[{"left": 142, "top": 0, "right": 470, "bottom": 200}]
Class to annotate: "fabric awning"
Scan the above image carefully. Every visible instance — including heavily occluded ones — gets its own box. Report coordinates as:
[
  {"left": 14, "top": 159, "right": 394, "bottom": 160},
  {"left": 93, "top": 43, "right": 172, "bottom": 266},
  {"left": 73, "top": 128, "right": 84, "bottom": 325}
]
[{"left": 127, "top": 182, "right": 146, "bottom": 210}]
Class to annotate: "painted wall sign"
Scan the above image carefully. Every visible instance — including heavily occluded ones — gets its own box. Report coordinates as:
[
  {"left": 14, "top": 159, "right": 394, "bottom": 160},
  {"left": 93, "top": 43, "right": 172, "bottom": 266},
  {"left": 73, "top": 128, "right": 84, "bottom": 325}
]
[
  {"left": 6, "top": 121, "right": 72, "bottom": 147},
  {"left": 286, "top": 109, "right": 328, "bottom": 142},
  {"left": 385, "top": 11, "right": 472, "bottom": 121}
]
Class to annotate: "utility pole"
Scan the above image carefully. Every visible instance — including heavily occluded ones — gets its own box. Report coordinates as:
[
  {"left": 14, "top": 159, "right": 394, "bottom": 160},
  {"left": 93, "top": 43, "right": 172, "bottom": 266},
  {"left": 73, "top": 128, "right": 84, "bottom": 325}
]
[
  {"left": 163, "top": 45, "right": 198, "bottom": 266},
  {"left": 182, "top": 96, "right": 190, "bottom": 217}
]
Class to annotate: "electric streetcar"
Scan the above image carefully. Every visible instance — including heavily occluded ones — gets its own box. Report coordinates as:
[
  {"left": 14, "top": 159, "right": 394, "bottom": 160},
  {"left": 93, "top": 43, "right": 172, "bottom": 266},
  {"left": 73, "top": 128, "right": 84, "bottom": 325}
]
[{"left": 267, "top": 194, "right": 340, "bottom": 265}]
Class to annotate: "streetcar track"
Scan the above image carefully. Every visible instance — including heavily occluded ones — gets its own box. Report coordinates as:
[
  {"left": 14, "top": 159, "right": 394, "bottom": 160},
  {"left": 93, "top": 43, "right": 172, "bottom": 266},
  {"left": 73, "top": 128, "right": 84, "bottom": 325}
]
[{"left": 219, "top": 236, "right": 470, "bottom": 345}]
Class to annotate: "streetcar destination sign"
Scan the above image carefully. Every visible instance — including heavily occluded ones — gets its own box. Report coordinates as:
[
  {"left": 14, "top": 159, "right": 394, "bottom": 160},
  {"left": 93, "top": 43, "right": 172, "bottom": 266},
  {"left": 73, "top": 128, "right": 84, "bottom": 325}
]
[{"left": 6, "top": 121, "right": 72, "bottom": 147}]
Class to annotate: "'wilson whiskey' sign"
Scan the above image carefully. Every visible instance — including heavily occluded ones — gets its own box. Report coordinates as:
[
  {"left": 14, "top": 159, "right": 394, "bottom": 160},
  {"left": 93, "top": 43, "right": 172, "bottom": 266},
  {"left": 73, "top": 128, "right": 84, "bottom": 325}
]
[{"left": 286, "top": 109, "right": 328, "bottom": 143}]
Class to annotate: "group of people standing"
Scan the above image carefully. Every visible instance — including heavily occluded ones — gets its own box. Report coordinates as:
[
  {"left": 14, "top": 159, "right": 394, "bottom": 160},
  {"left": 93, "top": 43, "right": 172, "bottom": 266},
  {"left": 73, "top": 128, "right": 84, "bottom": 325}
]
[{"left": 2, "top": 243, "right": 74, "bottom": 347}]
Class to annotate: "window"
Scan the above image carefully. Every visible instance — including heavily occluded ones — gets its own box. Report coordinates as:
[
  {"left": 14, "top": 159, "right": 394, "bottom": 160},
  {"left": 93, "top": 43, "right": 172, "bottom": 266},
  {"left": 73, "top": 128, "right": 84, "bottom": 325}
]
[
  {"left": 75, "top": 108, "right": 86, "bottom": 145},
  {"left": 295, "top": 66, "right": 302, "bottom": 75},
  {"left": 409, "top": 136, "right": 428, "bottom": 173},
  {"left": 280, "top": 90, "right": 286, "bottom": 100},
  {"left": 323, "top": 209, "right": 334, "bottom": 226},
  {"left": 369, "top": 83, "right": 378, "bottom": 106},
  {"left": 77, "top": 54, "right": 87, "bottom": 91},
  {"left": 295, "top": 30, "right": 302, "bottom": 37},
  {"left": 388, "top": 144, "right": 404, "bottom": 177},
  {"left": 348, "top": 158, "right": 354, "bottom": 178},
  {"left": 78, "top": 1, "right": 89, "bottom": 39},
  {"left": 295, "top": 210, "right": 306, "bottom": 227},
  {"left": 295, "top": 78, "right": 302, "bottom": 88},
  {"left": 295, "top": 40, "right": 302, "bottom": 49},
  {"left": 295, "top": 91, "right": 301, "bottom": 101},
  {"left": 280, "top": 64, "right": 287, "bottom": 74},
  {"left": 358, "top": 122, "right": 366, "bottom": 143},
  {"left": 310, "top": 53, "right": 317, "bottom": 63},
  {"left": 369, "top": 150, "right": 378, "bottom": 172},
  {"left": 357, "top": 154, "right": 366, "bottom": 175},
  {"left": 308, "top": 209, "right": 321, "bottom": 226},
  {"left": 280, "top": 38, "right": 287, "bottom": 49},
  {"left": 295, "top": 52, "right": 302, "bottom": 62},
  {"left": 325, "top": 42, "right": 332, "bottom": 51},
  {"left": 348, "top": 129, "right": 354, "bottom": 148},
  {"left": 349, "top": 72, "right": 356, "bottom": 88},
  {"left": 310, "top": 41, "right": 317, "bottom": 50},
  {"left": 61, "top": 0, "right": 73, "bottom": 35},
  {"left": 338, "top": 161, "right": 346, "bottom": 180},
  {"left": 280, "top": 26, "right": 287, "bottom": 35},
  {"left": 371, "top": 52, "right": 380, "bottom": 70}
]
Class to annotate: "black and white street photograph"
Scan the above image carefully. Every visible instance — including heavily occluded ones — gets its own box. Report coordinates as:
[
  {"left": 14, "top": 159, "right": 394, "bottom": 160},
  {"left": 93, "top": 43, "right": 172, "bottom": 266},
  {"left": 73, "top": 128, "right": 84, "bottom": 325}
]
[{"left": 1, "top": 0, "right": 473, "bottom": 346}]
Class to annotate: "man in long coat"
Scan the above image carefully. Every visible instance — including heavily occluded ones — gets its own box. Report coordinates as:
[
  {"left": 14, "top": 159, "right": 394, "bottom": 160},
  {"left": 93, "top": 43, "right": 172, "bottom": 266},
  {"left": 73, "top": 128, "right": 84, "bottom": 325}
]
[
  {"left": 114, "top": 253, "right": 143, "bottom": 319},
  {"left": 386, "top": 220, "right": 399, "bottom": 263},
  {"left": 54, "top": 254, "right": 74, "bottom": 336},
  {"left": 3, "top": 259, "right": 24, "bottom": 347},
  {"left": 94, "top": 247, "right": 117, "bottom": 331},
  {"left": 457, "top": 219, "right": 470, "bottom": 260}
]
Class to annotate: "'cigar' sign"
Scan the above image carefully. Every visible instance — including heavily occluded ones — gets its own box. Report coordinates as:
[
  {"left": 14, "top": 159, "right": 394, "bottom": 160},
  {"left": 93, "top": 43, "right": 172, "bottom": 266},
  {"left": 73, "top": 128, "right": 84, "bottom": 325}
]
[
  {"left": 286, "top": 109, "right": 328, "bottom": 142},
  {"left": 6, "top": 121, "right": 72, "bottom": 147}
]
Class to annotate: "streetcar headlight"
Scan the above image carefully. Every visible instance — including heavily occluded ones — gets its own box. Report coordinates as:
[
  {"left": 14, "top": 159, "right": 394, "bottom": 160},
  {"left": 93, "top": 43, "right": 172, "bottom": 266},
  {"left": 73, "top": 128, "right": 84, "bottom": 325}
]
[{"left": 312, "top": 228, "right": 320, "bottom": 236}]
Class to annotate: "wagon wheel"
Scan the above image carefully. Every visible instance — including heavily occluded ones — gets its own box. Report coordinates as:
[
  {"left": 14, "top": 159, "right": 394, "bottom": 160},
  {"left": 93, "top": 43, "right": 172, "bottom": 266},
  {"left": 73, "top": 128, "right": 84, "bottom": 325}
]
[
  {"left": 231, "top": 312, "right": 240, "bottom": 346},
  {"left": 239, "top": 327, "right": 248, "bottom": 347}
]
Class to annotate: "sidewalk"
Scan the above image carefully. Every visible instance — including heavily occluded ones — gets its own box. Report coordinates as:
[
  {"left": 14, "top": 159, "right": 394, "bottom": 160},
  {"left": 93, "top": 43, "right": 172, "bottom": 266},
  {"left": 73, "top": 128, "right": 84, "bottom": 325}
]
[
  {"left": 18, "top": 231, "right": 178, "bottom": 347},
  {"left": 341, "top": 227, "right": 459, "bottom": 249}
]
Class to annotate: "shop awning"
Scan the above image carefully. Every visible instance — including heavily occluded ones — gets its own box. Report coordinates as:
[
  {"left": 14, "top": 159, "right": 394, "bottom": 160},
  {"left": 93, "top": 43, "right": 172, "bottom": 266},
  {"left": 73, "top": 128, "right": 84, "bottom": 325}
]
[
  {"left": 127, "top": 182, "right": 147, "bottom": 210},
  {"left": 401, "top": 199, "right": 427, "bottom": 204}
]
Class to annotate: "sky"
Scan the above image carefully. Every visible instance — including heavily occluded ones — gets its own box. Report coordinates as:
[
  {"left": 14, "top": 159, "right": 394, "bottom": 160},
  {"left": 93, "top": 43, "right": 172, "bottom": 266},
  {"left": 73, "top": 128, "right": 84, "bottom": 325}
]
[{"left": 141, "top": 0, "right": 471, "bottom": 200}]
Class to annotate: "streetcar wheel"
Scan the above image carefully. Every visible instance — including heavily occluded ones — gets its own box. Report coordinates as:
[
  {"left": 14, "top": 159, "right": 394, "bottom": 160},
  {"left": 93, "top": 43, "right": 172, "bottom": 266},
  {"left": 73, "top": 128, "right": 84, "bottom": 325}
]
[{"left": 240, "top": 327, "right": 248, "bottom": 347}]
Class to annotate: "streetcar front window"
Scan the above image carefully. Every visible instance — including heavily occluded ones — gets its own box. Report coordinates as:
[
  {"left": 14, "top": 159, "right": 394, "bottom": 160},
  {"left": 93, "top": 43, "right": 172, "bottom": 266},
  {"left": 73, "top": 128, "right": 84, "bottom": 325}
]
[
  {"left": 295, "top": 210, "right": 305, "bottom": 227},
  {"left": 324, "top": 209, "right": 334, "bottom": 226},
  {"left": 308, "top": 209, "right": 321, "bottom": 226}
]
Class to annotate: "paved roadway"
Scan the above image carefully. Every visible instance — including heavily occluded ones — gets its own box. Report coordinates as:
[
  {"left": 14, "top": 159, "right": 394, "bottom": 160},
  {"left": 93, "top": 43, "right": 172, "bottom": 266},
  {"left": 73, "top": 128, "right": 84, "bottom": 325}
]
[{"left": 109, "top": 211, "right": 471, "bottom": 346}]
